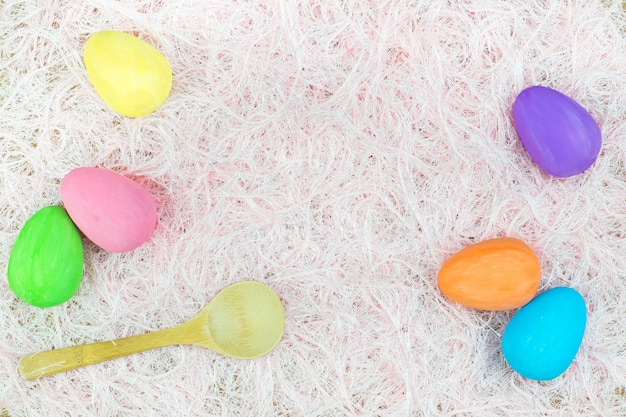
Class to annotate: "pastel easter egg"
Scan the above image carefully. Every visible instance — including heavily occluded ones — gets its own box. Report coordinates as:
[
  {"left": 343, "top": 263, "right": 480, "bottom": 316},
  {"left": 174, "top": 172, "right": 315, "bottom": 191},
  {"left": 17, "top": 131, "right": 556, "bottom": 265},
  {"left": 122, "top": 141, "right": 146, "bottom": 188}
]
[
  {"left": 513, "top": 86, "right": 601, "bottom": 177},
  {"left": 438, "top": 237, "right": 541, "bottom": 311},
  {"left": 502, "top": 286, "right": 586, "bottom": 380},
  {"left": 60, "top": 167, "right": 157, "bottom": 253},
  {"left": 8, "top": 206, "right": 84, "bottom": 308},
  {"left": 84, "top": 30, "right": 172, "bottom": 117}
]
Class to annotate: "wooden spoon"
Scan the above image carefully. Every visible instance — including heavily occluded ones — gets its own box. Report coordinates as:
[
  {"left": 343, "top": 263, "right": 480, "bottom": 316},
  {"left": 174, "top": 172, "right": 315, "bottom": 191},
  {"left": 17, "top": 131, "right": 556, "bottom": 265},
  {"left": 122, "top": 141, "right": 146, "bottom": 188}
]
[{"left": 19, "top": 281, "right": 285, "bottom": 380}]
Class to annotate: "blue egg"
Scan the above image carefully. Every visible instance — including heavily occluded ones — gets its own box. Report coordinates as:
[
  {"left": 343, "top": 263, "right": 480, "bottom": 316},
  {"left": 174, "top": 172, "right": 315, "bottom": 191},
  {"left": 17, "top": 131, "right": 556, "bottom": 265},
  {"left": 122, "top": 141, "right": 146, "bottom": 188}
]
[{"left": 502, "top": 287, "right": 586, "bottom": 380}]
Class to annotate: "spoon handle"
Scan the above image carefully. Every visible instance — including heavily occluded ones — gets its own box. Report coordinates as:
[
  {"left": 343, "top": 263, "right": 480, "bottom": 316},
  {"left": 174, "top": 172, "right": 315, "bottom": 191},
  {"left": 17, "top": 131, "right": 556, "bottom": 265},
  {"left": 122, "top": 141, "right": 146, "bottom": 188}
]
[{"left": 18, "top": 322, "right": 201, "bottom": 380}]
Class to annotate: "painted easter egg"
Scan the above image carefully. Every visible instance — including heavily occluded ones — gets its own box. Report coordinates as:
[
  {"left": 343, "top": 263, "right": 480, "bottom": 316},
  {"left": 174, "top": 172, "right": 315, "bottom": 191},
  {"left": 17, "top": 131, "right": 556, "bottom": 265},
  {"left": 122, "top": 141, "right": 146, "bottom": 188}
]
[
  {"left": 438, "top": 237, "right": 541, "bottom": 311},
  {"left": 512, "top": 86, "right": 601, "bottom": 177},
  {"left": 60, "top": 167, "right": 157, "bottom": 253},
  {"left": 502, "top": 286, "right": 586, "bottom": 380},
  {"left": 84, "top": 30, "right": 172, "bottom": 117},
  {"left": 8, "top": 206, "right": 84, "bottom": 308}
]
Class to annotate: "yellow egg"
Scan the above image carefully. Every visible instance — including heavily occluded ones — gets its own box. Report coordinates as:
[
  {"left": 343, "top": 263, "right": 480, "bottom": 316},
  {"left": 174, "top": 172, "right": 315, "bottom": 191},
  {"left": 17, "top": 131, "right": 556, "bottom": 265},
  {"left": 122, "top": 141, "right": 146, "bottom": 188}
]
[{"left": 83, "top": 31, "right": 172, "bottom": 117}]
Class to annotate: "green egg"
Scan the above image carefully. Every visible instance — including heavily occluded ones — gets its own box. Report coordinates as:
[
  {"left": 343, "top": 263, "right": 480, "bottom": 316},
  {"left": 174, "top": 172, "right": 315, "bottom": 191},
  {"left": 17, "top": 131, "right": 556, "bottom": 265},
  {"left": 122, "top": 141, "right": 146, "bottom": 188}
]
[{"left": 8, "top": 205, "right": 84, "bottom": 307}]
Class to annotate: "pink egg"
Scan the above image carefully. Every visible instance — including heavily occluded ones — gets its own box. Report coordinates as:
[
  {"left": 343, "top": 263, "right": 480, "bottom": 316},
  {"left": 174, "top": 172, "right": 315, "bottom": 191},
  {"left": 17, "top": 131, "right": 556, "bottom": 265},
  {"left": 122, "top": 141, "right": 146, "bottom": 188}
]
[{"left": 60, "top": 167, "right": 157, "bottom": 253}]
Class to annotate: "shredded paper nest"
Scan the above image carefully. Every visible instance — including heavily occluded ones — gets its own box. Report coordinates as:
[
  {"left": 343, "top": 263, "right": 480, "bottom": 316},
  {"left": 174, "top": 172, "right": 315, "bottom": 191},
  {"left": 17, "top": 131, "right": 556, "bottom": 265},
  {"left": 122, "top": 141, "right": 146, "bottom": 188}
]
[{"left": 2, "top": 1, "right": 626, "bottom": 416}]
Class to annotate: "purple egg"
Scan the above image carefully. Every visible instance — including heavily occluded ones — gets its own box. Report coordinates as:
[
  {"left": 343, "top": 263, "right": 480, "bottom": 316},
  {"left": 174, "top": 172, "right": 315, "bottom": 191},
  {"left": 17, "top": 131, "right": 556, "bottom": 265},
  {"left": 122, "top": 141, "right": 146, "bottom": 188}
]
[{"left": 512, "top": 86, "right": 601, "bottom": 177}]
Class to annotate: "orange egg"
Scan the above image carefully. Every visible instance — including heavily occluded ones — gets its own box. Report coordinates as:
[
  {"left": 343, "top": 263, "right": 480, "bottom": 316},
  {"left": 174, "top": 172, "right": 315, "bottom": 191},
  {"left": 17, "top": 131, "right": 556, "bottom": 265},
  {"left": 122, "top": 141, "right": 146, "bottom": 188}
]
[{"left": 437, "top": 237, "right": 541, "bottom": 311}]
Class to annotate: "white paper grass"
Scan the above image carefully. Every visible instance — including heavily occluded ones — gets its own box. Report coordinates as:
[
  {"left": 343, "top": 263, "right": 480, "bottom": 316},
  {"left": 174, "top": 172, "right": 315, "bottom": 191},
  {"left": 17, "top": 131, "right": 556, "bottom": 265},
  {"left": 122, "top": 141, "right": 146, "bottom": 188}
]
[{"left": 2, "top": 0, "right": 626, "bottom": 415}]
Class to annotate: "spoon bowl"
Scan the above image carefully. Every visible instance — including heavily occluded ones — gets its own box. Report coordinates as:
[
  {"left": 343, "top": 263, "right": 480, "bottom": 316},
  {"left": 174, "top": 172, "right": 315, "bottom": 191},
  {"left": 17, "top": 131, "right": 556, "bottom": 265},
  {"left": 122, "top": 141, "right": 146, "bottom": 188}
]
[{"left": 19, "top": 281, "right": 285, "bottom": 380}]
